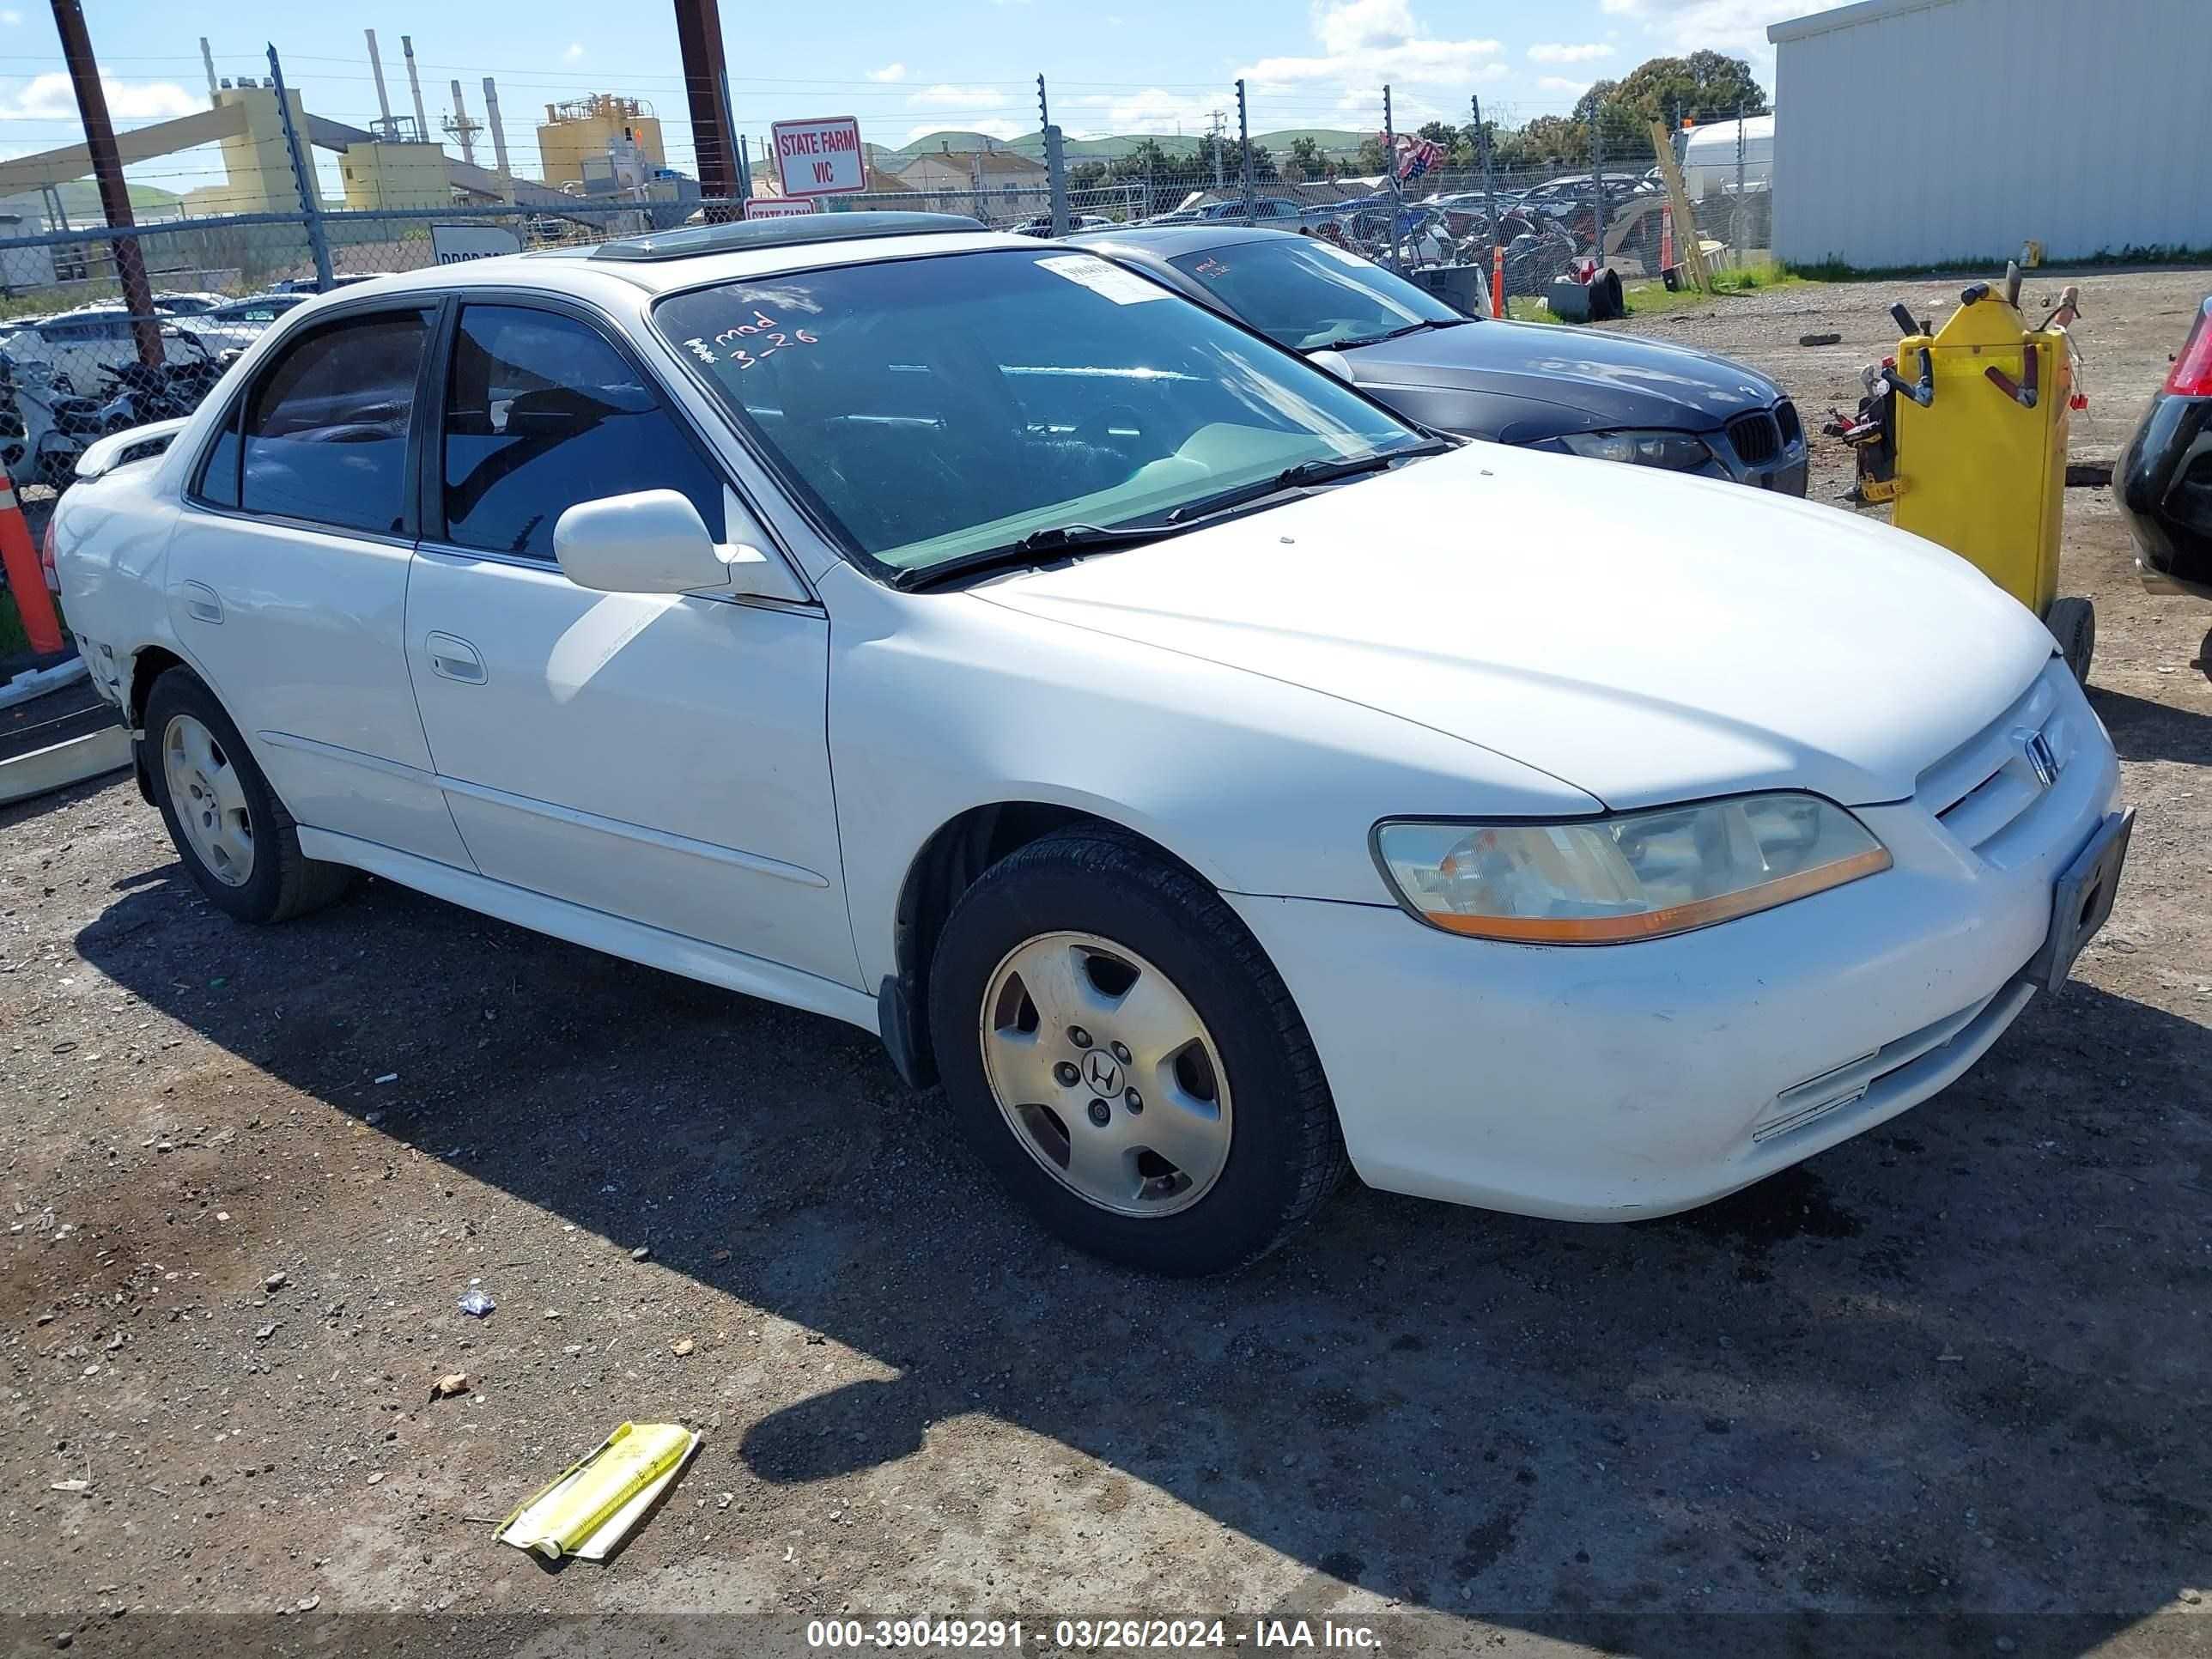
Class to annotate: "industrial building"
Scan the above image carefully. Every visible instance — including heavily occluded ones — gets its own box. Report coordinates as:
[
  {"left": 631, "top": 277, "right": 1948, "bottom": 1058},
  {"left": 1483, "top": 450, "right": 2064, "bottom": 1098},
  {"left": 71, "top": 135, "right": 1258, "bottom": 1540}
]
[
  {"left": 1768, "top": 0, "right": 2212, "bottom": 268},
  {"left": 538, "top": 95, "right": 666, "bottom": 188}
]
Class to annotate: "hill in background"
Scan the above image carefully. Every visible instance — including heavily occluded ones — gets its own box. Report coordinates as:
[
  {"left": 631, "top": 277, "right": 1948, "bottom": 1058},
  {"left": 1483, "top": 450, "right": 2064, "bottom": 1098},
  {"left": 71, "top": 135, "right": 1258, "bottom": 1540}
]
[{"left": 890, "top": 128, "right": 1368, "bottom": 163}]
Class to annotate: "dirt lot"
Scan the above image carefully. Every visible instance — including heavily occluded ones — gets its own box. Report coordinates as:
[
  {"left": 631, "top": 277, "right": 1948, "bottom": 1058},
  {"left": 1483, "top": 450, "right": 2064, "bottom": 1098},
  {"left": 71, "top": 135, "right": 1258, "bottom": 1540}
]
[{"left": 3, "top": 269, "right": 2209, "bottom": 1659}]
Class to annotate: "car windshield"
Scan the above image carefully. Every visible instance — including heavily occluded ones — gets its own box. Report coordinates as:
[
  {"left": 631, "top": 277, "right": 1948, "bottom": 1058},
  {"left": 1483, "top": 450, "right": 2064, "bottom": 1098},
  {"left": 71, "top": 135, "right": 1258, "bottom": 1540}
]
[
  {"left": 652, "top": 246, "right": 1425, "bottom": 576},
  {"left": 1164, "top": 237, "right": 1466, "bottom": 351}
]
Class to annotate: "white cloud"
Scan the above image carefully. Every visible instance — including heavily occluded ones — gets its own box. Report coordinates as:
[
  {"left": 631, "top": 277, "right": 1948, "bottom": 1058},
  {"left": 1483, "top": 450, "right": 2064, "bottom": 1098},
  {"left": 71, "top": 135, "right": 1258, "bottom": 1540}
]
[
  {"left": 1239, "top": 0, "right": 1503, "bottom": 91},
  {"left": 1596, "top": 0, "right": 1802, "bottom": 74},
  {"left": 866, "top": 62, "right": 907, "bottom": 83},
  {"left": 902, "top": 118, "right": 1022, "bottom": 144},
  {"left": 1537, "top": 76, "right": 1592, "bottom": 96},
  {"left": 562, "top": 42, "right": 585, "bottom": 63},
  {"left": 0, "top": 11, "right": 22, "bottom": 26},
  {"left": 1528, "top": 42, "right": 1613, "bottom": 63},
  {"left": 0, "top": 73, "right": 199, "bottom": 123},
  {"left": 1068, "top": 87, "right": 1218, "bottom": 140},
  {"left": 907, "top": 84, "right": 1008, "bottom": 112}
]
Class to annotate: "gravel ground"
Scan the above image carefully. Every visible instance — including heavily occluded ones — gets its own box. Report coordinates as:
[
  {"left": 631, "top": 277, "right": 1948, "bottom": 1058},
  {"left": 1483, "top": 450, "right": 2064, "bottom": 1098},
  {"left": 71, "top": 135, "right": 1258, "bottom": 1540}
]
[{"left": 3, "top": 270, "right": 2209, "bottom": 1659}]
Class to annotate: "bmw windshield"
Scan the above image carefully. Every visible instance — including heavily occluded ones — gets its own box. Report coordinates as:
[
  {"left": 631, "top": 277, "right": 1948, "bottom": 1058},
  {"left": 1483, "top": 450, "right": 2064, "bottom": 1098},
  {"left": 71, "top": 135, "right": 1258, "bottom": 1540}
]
[
  {"left": 1165, "top": 236, "right": 1468, "bottom": 352},
  {"left": 652, "top": 247, "right": 1431, "bottom": 579}
]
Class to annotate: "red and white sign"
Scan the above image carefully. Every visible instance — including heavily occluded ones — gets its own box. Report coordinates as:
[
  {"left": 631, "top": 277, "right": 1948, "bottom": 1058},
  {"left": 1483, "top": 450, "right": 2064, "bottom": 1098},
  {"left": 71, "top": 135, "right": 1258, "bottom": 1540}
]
[
  {"left": 770, "top": 116, "right": 866, "bottom": 198},
  {"left": 744, "top": 196, "right": 817, "bottom": 220}
]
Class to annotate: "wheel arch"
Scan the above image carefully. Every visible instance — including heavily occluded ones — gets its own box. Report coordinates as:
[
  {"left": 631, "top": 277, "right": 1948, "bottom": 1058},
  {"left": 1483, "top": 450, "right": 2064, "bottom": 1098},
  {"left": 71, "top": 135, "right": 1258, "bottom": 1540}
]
[
  {"left": 883, "top": 801, "right": 1218, "bottom": 1090},
  {"left": 125, "top": 644, "right": 190, "bottom": 805}
]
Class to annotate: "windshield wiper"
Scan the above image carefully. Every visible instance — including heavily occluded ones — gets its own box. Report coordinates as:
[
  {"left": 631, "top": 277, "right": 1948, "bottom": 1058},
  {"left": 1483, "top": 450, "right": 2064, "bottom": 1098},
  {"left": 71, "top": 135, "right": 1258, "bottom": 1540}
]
[
  {"left": 1334, "top": 317, "right": 1473, "bottom": 349},
  {"left": 1163, "top": 438, "right": 1452, "bottom": 525},
  {"left": 894, "top": 520, "right": 1184, "bottom": 592}
]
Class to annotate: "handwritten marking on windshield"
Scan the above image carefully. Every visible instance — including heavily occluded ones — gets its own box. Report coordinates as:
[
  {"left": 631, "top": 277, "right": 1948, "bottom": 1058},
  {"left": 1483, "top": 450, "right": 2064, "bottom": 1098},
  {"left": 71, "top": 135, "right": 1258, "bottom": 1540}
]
[{"left": 682, "top": 310, "right": 819, "bottom": 369}]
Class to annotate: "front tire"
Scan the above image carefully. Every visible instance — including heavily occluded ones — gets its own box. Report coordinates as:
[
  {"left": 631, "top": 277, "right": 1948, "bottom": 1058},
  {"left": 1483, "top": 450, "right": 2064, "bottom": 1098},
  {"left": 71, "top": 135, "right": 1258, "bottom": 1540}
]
[
  {"left": 143, "top": 669, "right": 351, "bottom": 924},
  {"left": 927, "top": 825, "right": 1346, "bottom": 1274},
  {"left": 2046, "top": 596, "right": 2095, "bottom": 684}
]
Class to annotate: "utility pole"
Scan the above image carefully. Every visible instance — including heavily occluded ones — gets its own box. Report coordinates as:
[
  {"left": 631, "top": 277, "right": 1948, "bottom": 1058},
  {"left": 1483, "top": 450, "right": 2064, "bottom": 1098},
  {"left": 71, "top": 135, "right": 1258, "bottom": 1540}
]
[
  {"left": 1235, "top": 78, "right": 1254, "bottom": 224},
  {"left": 1382, "top": 83, "right": 1401, "bottom": 272},
  {"left": 1206, "top": 109, "right": 1225, "bottom": 190},
  {"left": 672, "top": 0, "right": 739, "bottom": 210},
  {"left": 1038, "top": 76, "right": 1066, "bottom": 237},
  {"left": 50, "top": 0, "right": 161, "bottom": 368},
  {"left": 269, "top": 46, "right": 332, "bottom": 291},
  {"left": 1473, "top": 92, "right": 1496, "bottom": 235}
]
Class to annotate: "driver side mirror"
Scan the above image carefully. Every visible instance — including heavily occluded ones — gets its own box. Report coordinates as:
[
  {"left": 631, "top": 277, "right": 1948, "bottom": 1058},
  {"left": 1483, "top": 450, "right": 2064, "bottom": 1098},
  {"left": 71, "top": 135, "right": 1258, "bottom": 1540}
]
[
  {"left": 1305, "top": 349, "right": 1356, "bottom": 383},
  {"left": 553, "top": 489, "right": 805, "bottom": 602}
]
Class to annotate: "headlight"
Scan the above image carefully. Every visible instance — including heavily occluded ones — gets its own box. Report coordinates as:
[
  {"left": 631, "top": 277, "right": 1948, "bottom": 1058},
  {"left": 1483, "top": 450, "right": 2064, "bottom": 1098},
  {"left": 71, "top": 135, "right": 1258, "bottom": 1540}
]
[
  {"left": 1556, "top": 428, "right": 1712, "bottom": 470},
  {"left": 1372, "top": 793, "right": 1891, "bottom": 944}
]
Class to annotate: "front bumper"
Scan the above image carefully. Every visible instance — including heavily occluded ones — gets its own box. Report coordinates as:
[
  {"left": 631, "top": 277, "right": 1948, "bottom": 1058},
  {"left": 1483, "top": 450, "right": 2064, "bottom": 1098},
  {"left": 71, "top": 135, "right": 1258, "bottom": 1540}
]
[{"left": 1229, "top": 662, "right": 2121, "bottom": 1221}]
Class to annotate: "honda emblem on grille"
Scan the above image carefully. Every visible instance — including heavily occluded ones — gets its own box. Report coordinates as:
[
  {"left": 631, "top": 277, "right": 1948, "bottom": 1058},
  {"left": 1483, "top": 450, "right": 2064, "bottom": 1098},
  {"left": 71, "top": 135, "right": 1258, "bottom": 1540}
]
[{"left": 2022, "top": 731, "right": 2060, "bottom": 788}]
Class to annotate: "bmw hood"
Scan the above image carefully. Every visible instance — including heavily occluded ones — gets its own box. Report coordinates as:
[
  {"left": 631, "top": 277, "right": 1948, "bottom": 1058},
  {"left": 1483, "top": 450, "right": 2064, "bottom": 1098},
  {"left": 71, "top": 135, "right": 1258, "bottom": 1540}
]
[
  {"left": 973, "top": 443, "right": 2058, "bottom": 810},
  {"left": 1347, "top": 318, "right": 1780, "bottom": 438}
]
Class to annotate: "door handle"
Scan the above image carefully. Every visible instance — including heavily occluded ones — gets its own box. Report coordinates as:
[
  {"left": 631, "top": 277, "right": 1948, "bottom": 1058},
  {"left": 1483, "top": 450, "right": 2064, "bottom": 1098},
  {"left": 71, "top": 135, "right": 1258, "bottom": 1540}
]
[
  {"left": 179, "top": 580, "right": 222, "bottom": 625},
  {"left": 425, "top": 632, "right": 485, "bottom": 684}
]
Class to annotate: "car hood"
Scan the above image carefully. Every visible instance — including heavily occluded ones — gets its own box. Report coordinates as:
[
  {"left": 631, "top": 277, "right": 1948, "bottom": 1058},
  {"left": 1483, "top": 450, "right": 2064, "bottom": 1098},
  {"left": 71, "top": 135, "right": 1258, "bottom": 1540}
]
[
  {"left": 973, "top": 444, "right": 2057, "bottom": 810},
  {"left": 1346, "top": 319, "right": 1780, "bottom": 437}
]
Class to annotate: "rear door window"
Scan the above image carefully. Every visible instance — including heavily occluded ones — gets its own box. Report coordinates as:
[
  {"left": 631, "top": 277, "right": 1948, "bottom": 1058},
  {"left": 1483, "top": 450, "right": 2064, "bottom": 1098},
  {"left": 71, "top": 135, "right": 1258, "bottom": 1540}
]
[{"left": 240, "top": 308, "right": 432, "bottom": 534}]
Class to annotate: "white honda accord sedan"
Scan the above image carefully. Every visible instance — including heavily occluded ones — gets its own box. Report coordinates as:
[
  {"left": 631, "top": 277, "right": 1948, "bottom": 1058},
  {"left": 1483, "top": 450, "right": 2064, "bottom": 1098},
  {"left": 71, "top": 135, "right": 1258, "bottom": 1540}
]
[{"left": 52, "top": 214, "right": 2130, "bottom": 1273}]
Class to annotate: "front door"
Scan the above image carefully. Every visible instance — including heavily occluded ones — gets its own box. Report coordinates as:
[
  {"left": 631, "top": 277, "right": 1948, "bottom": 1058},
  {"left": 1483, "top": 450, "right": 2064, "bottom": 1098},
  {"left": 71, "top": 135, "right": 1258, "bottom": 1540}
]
[
  {"left": 402, "top": 300, "right": 859, "bottom": 988},
  {"left": 163, "top": 303, "right": 473, "bottom": 869}
]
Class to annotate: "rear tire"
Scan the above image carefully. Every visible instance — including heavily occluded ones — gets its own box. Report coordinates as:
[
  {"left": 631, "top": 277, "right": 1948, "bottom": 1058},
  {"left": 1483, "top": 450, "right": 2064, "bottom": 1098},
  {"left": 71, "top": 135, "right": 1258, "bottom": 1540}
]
[
  {"left": 143, "top": 668, "right": 352, "bottom": 925},
  {"left": 927, "top": 823, "right": 1346, "bottom": 1275}
]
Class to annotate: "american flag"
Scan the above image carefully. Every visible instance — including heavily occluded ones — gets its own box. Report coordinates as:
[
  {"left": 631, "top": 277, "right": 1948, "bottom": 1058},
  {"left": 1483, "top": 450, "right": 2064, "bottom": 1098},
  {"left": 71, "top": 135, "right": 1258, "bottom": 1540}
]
[{"left": 1394, "top": 135, "right": 1444, "bottom": 183}]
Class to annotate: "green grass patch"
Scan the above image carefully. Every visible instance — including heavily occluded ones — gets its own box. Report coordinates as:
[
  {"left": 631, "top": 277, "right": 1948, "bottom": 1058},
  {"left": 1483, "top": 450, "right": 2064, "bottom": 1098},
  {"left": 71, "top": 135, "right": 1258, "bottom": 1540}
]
[
  {"left": 0, "top": 588, "right": 31, "bottom": 659},
  {"left": 1784, "top": 246, "right": 2212, "bottom": 283},
  {"left": 1505, "top": 262, "right": 1805, "bottom": 325}
]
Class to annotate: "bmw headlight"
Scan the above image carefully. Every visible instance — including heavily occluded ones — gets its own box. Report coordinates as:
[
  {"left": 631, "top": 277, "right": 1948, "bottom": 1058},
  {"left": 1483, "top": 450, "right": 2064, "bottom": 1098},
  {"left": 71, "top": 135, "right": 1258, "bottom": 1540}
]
[
  {"left": 1372, "top": 794, "right": 1891, "bottom": 944},
  {"left": 1556, "top": 428, "right": 1712, "bottom": 471}
]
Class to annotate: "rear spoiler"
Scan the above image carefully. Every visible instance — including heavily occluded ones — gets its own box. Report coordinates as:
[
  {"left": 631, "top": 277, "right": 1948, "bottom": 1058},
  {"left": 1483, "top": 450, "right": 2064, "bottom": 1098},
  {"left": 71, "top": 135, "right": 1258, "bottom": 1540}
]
[{"left": 74, "top": 416, "right": 191, "bottom": 482}]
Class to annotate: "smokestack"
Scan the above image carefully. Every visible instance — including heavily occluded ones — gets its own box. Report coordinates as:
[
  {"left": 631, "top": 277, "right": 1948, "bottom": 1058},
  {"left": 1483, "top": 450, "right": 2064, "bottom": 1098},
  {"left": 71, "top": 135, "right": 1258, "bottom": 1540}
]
[
  {"left": 449, "top": 79, "right": 477, "bottom": 166},
  {"left": 401, "top": 35, "right": 430, "bottom": 147},
  {"left": 482, "top": 76, "right": 511, "bottom": 183},
  {"left": 365, "top": 30, "right": 393, "bottom": 130},
  {"left": 199, "top": 37, "right": 218, "bottom": 106}
]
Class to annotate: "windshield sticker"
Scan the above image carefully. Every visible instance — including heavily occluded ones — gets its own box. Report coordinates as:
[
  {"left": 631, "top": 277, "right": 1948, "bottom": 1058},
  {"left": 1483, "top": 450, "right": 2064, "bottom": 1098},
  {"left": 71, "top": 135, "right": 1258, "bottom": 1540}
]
[
  {"left": 681, "top": 308, "right": 819, "bottom": 370},
  {"left": 1036, "top": 254, "right": 1170, "bottom": 305},
  {"left": 1192, "top": 257, "right": 1230, "bottom": 277}
]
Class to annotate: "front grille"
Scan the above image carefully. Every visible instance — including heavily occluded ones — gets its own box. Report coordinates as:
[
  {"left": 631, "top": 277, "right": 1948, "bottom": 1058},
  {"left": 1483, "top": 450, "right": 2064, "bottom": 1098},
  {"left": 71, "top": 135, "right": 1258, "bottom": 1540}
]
[
  {"left": 1774, "top": 398, "right": 1802, "bottom": 447},
  {"left": 1725, "top": 410, "right": 1781, "bottom": 466},
  {"left": 1916, "top": 661, "right": 2081, "bottom": 860}
]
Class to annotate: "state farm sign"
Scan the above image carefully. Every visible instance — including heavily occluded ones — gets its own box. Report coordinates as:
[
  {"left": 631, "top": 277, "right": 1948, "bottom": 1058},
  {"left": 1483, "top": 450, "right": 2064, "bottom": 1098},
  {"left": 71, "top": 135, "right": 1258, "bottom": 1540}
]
[{"left": 771, "top": 117, "right": 866, "bottom": 198}]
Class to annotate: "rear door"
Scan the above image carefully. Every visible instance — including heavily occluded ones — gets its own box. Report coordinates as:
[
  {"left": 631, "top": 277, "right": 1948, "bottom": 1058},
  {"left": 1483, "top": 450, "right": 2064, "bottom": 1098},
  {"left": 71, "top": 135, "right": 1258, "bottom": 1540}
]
[
  {"left": 402, "top": 298, "right": 857, "bottom": 986},
  {"left": 164, "top": 301, "right": 473, "bottom": 868}
]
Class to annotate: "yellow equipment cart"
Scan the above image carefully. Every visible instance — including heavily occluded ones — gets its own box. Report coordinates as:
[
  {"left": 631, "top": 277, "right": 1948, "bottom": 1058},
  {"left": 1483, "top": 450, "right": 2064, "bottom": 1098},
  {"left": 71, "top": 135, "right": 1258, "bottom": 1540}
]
[{"left": 1885, "top": 265, "right": 2094, "bottom": 681}]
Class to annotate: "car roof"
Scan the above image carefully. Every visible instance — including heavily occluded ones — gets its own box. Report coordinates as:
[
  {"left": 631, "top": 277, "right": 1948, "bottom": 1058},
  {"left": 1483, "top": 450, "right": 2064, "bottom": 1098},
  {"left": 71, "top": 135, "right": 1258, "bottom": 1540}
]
[
  {"left": 316, "top": 216, "right": 1033, "bottom": 303},
  {"left": 1065, "top": 222, "right": 1304, "bottom": 261}
]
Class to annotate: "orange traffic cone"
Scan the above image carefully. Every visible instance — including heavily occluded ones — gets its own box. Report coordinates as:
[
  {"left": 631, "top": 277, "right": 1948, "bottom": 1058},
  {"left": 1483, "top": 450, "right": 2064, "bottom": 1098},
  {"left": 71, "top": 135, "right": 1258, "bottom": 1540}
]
[{"left": 0, "top": 475, "right": 64, "bottom": 656}]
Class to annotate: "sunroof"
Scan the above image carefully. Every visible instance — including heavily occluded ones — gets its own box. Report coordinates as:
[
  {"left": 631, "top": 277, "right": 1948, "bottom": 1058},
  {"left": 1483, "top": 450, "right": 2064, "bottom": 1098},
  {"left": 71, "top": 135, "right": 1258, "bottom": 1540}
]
[{"left": 588, "top": 211, "right": 987, "bottom": 263}]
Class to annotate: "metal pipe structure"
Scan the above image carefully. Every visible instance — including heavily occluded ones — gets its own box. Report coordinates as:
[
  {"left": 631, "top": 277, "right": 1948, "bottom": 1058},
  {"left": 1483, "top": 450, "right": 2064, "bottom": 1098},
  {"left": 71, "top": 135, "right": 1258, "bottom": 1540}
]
[
  {"left": 401, "top": 35, "right": 430, "bottom": 149},
  {"left": 47, "top": 0, "right": 162, "bottom": 368},
  {"left": 482, "top": 77, "right": 511, "bottom": 190},
  {"left": 199, "top": 36, "right": 218, "bottom": 105},
  {"left": 448, "top": 79, "right": 477, "bottom": 167},
  {"left": 365, "top": 30, "right": 392, "bottom": 130}
]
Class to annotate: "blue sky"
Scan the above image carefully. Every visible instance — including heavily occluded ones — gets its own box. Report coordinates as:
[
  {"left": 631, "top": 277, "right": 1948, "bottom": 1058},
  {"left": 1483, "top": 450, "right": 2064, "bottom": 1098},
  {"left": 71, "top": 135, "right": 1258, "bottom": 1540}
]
[{"left": 0, "top": 0, "right": 1809, "bottom": 192}]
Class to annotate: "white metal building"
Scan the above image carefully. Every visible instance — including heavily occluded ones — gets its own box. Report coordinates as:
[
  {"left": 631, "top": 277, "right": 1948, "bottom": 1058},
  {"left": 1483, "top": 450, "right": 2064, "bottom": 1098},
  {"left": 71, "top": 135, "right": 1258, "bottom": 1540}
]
[{"left": 1768, "top": 0, "right": 2212, "bottom": 269}]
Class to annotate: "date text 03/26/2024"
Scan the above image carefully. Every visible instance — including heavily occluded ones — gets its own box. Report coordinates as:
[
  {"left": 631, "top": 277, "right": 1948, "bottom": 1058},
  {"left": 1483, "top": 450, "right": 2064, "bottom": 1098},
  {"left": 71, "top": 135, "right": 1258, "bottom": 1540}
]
[{"left": 805, "top": 1619, "right": 1387, "bottom": 1650}]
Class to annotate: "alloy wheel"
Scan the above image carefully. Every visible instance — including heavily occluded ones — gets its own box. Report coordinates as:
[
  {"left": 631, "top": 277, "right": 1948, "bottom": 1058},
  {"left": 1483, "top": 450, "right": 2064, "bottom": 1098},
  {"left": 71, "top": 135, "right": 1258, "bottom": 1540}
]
[
  {"left": 977, "top": 931, "right": 1232, "bottom": 1218},
  {"left": 162, "top": 713, "right": 255, "bottom": 887}
]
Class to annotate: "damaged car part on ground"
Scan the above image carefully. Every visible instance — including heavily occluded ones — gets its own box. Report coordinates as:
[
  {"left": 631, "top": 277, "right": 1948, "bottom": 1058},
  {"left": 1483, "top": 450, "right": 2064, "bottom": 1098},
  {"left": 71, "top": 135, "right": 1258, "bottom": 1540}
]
[{"left": 50, "top": 214, "right": 2127, "bottom": 1273}]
